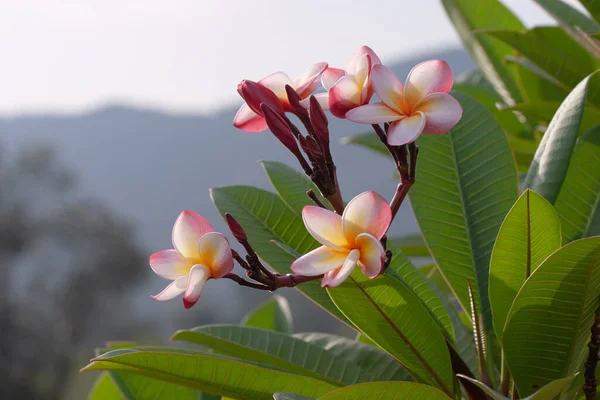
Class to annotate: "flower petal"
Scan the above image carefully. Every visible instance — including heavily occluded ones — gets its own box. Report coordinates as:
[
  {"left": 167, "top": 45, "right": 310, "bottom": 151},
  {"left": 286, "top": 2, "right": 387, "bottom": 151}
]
[
  {"left": 346, "top": 102, "right": 403, "bottom": 124},
  {"left": 172, "top": 210, "right": 214, "bottom": 259},
  {"left": 321, "top": 249, "right": 360, "bottom": 288},
  {"left": 416, "top": 92, "right": 463, "bottom": 134},
  {"left": 328, "top": 76, "right": 361, "bottom": 119},
  {"left": 386, "top": 112, "right": 426, "bottom": 146},
  {"left": 371, "top": 65, "right": 404, "bottom": 113},
  {"left": 346, "top": 46, "right": 381, "bottom": 76},
  {"left": 197, "top": 232, "right": 234, "bottom": 278},
  {"left": 355, "top": 233, "right": 385, "bottom": 279},
  {"left": 404, "top": 60, "right": 453, "bottom": 106},
  {"left": 151, "top": 275, "right": 189, "bottom": 301},
  {"left": 290, "top": 246, "right": 349, "bottom": 276},
  {"left": 149, "top": 249, "right": 190, "bottom": 280},
  {"left": 182, "top": 264, "right": 211, "bottom": 309},
  {"left": 259, "top": 72, "right": 293, "bottom": 101},
  {"left": 342, "top": 191, "right": 392, "bottom": 243},
  {"left": 300, "top": 92, "right": 329, "bottom": 111},
  {"left": 233, "top": 103, "right": 268, "bottom": 133},
  {"left": 295, "top": 62, "right": 328, "bottom": 97},
  {"left": 322, "top": 67, "right": 345, "bottom": 91},
  {"left": 302, "top": 206, "right": 351, "bottom": 251}
]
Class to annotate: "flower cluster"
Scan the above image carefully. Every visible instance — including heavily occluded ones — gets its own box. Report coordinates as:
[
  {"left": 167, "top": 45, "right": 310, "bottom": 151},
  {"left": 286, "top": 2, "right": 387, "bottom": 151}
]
[{"left": 149, "top": 46, "right": 463, "bottom": 309}]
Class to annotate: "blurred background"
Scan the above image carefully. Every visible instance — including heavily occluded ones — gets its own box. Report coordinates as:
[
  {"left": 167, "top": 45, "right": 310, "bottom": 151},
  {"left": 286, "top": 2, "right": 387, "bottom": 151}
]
[{"left": 0, "top": 0, "right": 584, "bottom": 398}]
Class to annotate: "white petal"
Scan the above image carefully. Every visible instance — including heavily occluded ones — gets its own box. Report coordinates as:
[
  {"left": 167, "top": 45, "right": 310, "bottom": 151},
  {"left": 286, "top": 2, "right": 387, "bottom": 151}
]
[
  {"left": 346, "top": 102, "right": 403, "bottom": 124},
  {"left": 172, "top": 211, "right": 214, "bottom": 259},
  {"left": 322, "top": 67, "right": 345, "bottom": 91},
  {"left": 299, "top": 92, "right": 330, "bottom": 111},
  {"left": 346, "top": 46, "right": 381, "bottom": 75},
  {"left": 295, "top": 62, "right": 328, "bottom": 97},
  {"left": 233, "top": 103, "right": 268, "bottom": 133},
  {"left": 259, "top": 72, "right": 293, "bottom": 101},
  {"left": 328, "top": 76, "right": 361, "bottom": 119},
  {"left": 149, "top": 249, "right": 190, "bottom": 280},
  {"left": 290, "top": 246, "right": 349, "bottom": 276},
  {"left": 321, "top": 249, "right": 360, "bottom": 288},
  {"left": 404, "top": 59, "right": 453, "bottom": 106},
  {"left": 183, "top": 264, "right": 211, "bottom": 309},
  {"left": 386, "top": 112, "right": 426, "bottom": 146},
  {"left": 151, "top": 276, "right": 189, "bottom": 301}
]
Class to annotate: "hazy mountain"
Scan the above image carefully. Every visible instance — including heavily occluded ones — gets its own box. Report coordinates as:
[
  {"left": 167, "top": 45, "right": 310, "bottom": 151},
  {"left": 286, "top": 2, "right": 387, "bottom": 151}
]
[{"left": 0, "top": 48, "right": 474, "bottom": 333}]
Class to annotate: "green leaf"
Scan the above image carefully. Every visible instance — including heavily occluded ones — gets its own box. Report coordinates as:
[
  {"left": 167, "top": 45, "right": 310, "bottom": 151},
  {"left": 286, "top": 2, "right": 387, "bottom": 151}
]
[
  {"left": 241, "top": 295, "right": 294, "bottom": 333},
  {"left": 524, "top": 72, "right": 597, "bottom": 203},
  {"left": 273, "top": 394, "right": 315, "bottom": 400},
  {"left": 534, "top": 0, "right": 600, "bottom": 34},
  {"left": 387, "top": 233, "right": 430, "bottom": 257},
  {"left": 82, "top": 348, "right": 337, "bottom": 400},
  {"left": 502, "top": 102, "right": 600, "bottom": 134},
  {"left": 260, "top": 161, "right": 325, "bottom": 215},
  {"left": 554, "top": 125, "right": 600, "bottom": 242},
  {"left": 385, "top": 244, "right": 454, "bottom": 341},
  {"left": 458, "top": 373, "right": 578, "bottom": 400},
  {"left": 294, "top": 332, "right": 411, "bottom": 381},
  {"left": 441, "top": 0, "right": 524, "bottom": 104},
  {"left": 171, "top": 324, "right": 375, "bottom": 386},
  {"left": 489, "top": 189, "right": 562, "bottom": 338},
  {"left": 408, "top": 91, "right": 518, "bottom": 332},
  {"left": 316, "top": 381, "right": 452, "bottom": 400},
  {"left": 88, "top": 372, "right": 123, "bottom": 400},
  {"left": 509, "top": 56, "right": 569, "bottom": 104},
  {"left": 339, "top": 133, "right": 388, "bottom": 157},
  {"left": 503, "top": 237, "right": 600, "bottom": 396},
  {"left": 326, "top": 270, "right": 454, "bottom": 395},
  {"left": 210, "top": 185, "right": 349, "bottom": 325},
  {"left": 506, "top": 135, "right": 537, "bottom": 173},
  {"left": 579, "top": 0, "right": 600, "bottom": 24},
  {"left": 482, "top": 27, "right": 600, "bottom": 92},
  {"left": 456, "top": 68, "right": 494, "bottom": 90}
]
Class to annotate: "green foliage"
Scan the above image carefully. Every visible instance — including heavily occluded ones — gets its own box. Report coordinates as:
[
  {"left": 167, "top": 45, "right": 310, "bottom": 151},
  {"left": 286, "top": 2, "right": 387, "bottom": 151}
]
[
  {"left": 409, "top": 91, "right": 518, "bottom": 332},
  {"left": 316, "top": 381, "right": 452, "bottom": 399},
  {"left": 88, "top": 372, "right": 123, "bottom": 400},
  {"left": 503, "top": 237, "right": 600, "bottom": 396},
  {"left": 489, "top": 189, "right": 562, "bottom": 339},
  {"left": 459, "top": 373, "right": 578, "bottom": 400},
  {"left": 241, "top": 294, "right": 294, "bottom": 333}
]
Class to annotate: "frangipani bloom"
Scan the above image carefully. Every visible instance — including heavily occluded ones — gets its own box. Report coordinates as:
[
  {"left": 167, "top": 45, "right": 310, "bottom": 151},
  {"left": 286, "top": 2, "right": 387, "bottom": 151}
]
[
  {"left": 150, "top": 211, "right": 234, "bottom": 309},
  {"left": 291, "top": 191, "right": 392, "bottom": 287},
  {"left": 322, "top": 46, "right": 382, "bottom": 119},
  {"left": 346, "top": 61, "right": 463, "bottom": 146},
  {"left": 233, "top": 62, "right": 328, "bottom": 132}
]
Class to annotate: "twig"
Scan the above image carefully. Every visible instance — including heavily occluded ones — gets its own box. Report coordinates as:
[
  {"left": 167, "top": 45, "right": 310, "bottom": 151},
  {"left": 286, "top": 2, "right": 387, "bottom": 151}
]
[{"left": 306, "top": 189, "right": 328, "bottom": 209}]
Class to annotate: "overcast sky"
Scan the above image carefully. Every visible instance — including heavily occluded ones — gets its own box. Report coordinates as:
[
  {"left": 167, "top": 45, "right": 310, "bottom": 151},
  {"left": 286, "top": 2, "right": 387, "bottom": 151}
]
[{"left": 0, "top": 0, "right": 585, "bottom": 116}]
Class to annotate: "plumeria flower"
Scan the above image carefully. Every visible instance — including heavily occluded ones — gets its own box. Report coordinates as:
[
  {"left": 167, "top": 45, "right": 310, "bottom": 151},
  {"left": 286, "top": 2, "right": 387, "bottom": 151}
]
[
  {"left": 346, "top": 61, "right": 463, "bottom": 146},
  {"left": 291, "top": 191, "right": 392, "bottom": 287},
  {"left": 321, "top": 46, "right": 382, "bottom": 119},
  {"left": 150, "top": 211, "right": 234, "bottom": 309},
  {"left": 233, "top": 62, "right": 328, "bottom": 132}
]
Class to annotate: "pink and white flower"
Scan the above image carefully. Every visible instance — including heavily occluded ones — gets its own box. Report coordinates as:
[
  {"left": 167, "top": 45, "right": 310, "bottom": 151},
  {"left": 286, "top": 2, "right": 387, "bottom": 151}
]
[
  {"left": 291, "top": 191, "right": 392, "bottom": 288},
  {"left": 346, "top": 60, "right": 463, "bottom": 146},
  {"left": 150, "top": 210, "right": 234, "bottom": 309},
  {"left": 233, "top": 62, "right": 328, "bottom": 133},
  {"left": 322, "top": 46, "right": 382, "bottom": 119}
]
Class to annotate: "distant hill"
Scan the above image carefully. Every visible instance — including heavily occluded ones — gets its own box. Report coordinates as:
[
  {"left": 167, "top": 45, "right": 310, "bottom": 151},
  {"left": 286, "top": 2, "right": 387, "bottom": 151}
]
[{"left": 0, "top": 48, "right": 474, "bottom": 332}]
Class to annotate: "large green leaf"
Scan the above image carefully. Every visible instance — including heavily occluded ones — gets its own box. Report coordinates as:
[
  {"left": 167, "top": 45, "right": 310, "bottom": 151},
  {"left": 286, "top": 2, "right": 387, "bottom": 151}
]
[
  {"left": 274, "top": 394, "right": 314, "bottom": 400},
  {"left": 385, "top": 244, "right": 454, "bottom": 341},
  {"left": 210, "top": 185, "right": 349, "bottom": 324},
  {"left": 524, "top": 72, "right": 597, "bottom": 203},
  {"left": 408, "top": 91, "right": 518, "bottom": 332},
  {"left": 88, "top": 372, "right": 123, "bottom": 400},
  {"left": 316, "top": 381, "right": 452, "bottom": 400},
  {"left": 326, "top": 270, "right": 454, "bottom": 395},
  {"left": 171, "top": 325, "right": 375, "bottom": 386},
  {"left": 579, "top": 0, "right": 600, "bottom": 24},
  {"left": 294, "top": 332, "right": 411, "bottom": 381},
  {"left": 503, "top": 102, "right": 600, "bottom": 134},
  {"left": 506, "top": 135, "right": 537, "bottom": 173},
  {"left": 503, "top": 237, "right": 600, "bottom": 396},
  {"left": 554, "top": 125, "right": 600, "bottom": 242},
  {"left": 82, "top": 348, "right": 337, "bottom": 400},
  {"left": 241, "top": 295, "right": 294, "bottom": 333},
  {"left": 260, "top": 161, "right": 325, "bottom": 215},
  {"left": 509, "top": 55, "right": 569, "bottom": 104},
  {"left": 440, "top": 0, "right": 524, "bottom": 104},
  {"left": 458, "top": 374, "right": 578, "bottom": 400},
  {"left": 387, "top": 233, "right": 430, "bottom": 257},
  {"left": 483, "top": 27, "right": 600, "bottom": 92},
  {"left": 489, "top": 189, "right": 562, "bottom": 338}
]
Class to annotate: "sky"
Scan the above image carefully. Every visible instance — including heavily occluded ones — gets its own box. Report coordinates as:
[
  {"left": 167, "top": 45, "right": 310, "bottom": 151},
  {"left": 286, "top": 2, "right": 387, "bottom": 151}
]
[{"left": 0, "top": 0, "right": 586, "bottom": 116}]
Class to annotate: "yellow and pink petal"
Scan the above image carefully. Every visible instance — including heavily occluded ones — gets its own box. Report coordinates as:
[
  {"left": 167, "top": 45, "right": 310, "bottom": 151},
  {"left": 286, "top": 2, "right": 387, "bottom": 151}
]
[
  {"left": 342, "top": 191, "right": 392, "bottom": 243},
  {"left": 328, "top": 76, "right": 362, "bottom": 119},
  {"left": 371, "top": 65, "right": 405, "bottom": 113},
  {"left": 182, "top": 264, "right": 211, "bottom": 309},
  {"left": 290, "top": 246, "right": 349, "bottom": 276},
  {"left": 345, "top": 102, "right": 403, "bottom": 124},
  {"left": 355, "top": 233, "right": 385, "bottom": 279},
  {"left": 404, "top": 60, "right": 453, "bottom": 106},
  {"left": 302, "top": 205, "right": 350, "bottom": 251},
  {"left": 197, "top": 232, "right": 234, "bottom": 278},
  {"left": 172, "top": 210, "right": 214, "bottom": 260},
  {"left": 321, "top": 249, "right": 360, "bottom": 288},
  {"left": 151, "top": 275, "right": 189, "bottom": 301},
  {"left": 149, "top": 249, "right": 190, "bottom": 280},
  {"left": 386, "top": 112, "right": 426, "bottom": 146},
  {"left": 416, "top": 92, "right": 463, "bottom": 134},
  {"left": 322, "top": 67, "right": 345, "bottom": 91},
  {"left": 345, "top": 46, "right": 381, "bottom": 76},
  {"left": 294, "top": 62, "right": 328, "bottom": 98}
]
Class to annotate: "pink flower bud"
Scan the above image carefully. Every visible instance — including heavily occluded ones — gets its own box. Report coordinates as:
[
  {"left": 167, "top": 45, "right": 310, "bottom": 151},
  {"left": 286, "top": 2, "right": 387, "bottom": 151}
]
[
  {"left": 309, "top": 95, "right": 329, "bottom": 143},
  {"left": 237, "top": 80, "right": 284, "bottom": 116},
  {"left": 225, "top": 213, "right": 247, "bottom": 243},
  {"left": 261, "top": 104, "right": 300, "bottom": 154},
  {"left": 285, "top": 85, "right": 307, "bottom": 117}
]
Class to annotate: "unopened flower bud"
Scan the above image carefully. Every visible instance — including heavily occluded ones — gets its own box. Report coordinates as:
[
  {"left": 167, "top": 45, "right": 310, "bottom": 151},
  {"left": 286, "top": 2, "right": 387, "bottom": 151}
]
[
  {"left": 299, "top": 135, "right": 322, "bottom": 160},
  {"left": 309, "top": 95, "right": 329, "bottom": 143},
  {"left": 237, "top": 80, "right": 284, "bottom": 116},
  {"left": 285, "top": 85, "right": 308, "bottom": 117},
  {"left": 225, "top": 213, "right": 247, "bottom": 243},
  {"left": 261, "top": 104, "right": 300, "bottom": 154}
]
